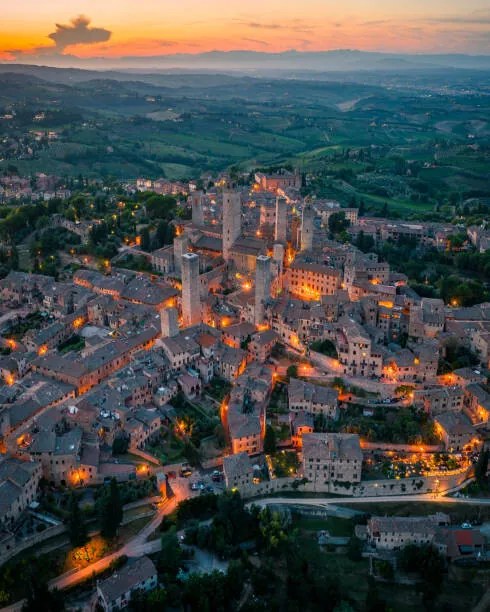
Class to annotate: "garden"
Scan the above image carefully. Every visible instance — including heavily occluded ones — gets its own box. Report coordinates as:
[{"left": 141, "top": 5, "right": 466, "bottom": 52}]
[{"left": 269, "top": 450, "right": 301, "bottom": 478}]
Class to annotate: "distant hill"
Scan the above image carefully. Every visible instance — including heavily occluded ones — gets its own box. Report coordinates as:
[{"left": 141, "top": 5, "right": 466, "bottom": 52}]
[{"left": 1, "top": 50, "right": 490, "bottom": 75}]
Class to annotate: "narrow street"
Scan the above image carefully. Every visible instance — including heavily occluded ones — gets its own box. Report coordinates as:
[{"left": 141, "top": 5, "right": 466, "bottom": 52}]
[
  {"left": 1, "top": 486, "right": 185, "bottom": 612},
  {"left": 51, "top": 495, "right": 178, "bottom": 591}
]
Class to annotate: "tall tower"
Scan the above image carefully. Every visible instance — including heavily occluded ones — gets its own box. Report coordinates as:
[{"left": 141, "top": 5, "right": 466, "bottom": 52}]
[
  {"left": 181, "top": 252, "right": 201, "bottom": 327},
  {"left": 254, "top": 255, "right": 271, "bottom": 326},
  {"left": 275, "top": 196, "right": 287, "bottom": 243},
  {"left": 273, "top": 243, "right": 285, "bottom": 280},
  {"left": 191, "top": 191, "right": 204, "bottom": 226},
  {"left": 222, "top": 191, "right": 241, "bottom": 261},
  {"left": 291, "top": 216, "right": 301, "bottom": 250},
  {"left": 173, "top": 234, "right": 189, "bottom": 276},
  {"left": 301, "top": 204, "right": 314, "bottom": 252},
  {"left": 161, "top": 307, "right": 179, "bottom": 338}
]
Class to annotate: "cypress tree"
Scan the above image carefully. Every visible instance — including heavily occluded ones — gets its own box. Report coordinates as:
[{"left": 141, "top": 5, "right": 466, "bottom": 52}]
[
  {"left": 100, "top": 478, "right": 123, "bottom": 538},
  {"left": 68, "top": 492, "right": 88, "bottom": 547}
]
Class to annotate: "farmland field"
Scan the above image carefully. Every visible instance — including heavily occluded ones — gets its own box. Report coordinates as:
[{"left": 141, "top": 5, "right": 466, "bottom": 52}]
[{"left": 0, "top": 66, "right": 489, "bottom": 218}]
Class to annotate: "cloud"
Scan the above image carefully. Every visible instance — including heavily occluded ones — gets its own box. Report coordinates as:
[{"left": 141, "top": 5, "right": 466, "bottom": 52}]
[
  {"left": 243, "top": 38, "right": 269, "bottom": 46},
  {"left": 363, "top": 10, "right": 490, "bottom": 28},
  {"left": 423, "top": 9, "right": 490, "bottom": 25},
  {"left": 240, "top": 20, "right": 315, "bottom": 35},
  {"left": 361, "top": 20, "right": 389, "bottom": 26},
  {"left": 48, "top": 15, "right": 111, "bottom": 52},
  {"left": 245, "top": 22, "right": 282, "bottom": 30}
]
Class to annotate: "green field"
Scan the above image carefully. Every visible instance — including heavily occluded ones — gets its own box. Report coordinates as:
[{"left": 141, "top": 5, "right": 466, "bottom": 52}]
[{"left": 1, "top": 69, "right": 488, "bottom": 212}]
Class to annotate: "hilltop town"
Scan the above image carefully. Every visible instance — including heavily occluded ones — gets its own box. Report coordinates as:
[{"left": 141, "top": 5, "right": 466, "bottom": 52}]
[{"left": 0, "top": 167, "right": 488, "bottom": 610}]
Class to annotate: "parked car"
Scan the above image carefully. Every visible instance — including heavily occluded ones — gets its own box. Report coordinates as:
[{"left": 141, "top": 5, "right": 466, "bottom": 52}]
[
  {"left": 180, "top": 468, "right": 193, "bottom": 477},
  {"left": 212, "top": 470, "right": 223, "bottom": 482}
]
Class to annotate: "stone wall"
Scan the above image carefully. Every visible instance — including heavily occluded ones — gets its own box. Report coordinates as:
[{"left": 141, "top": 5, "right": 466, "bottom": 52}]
[
  {"left": 309, "top": 351, "right": 340, "bottom": 374},
  {"left": 361, "top": 442, "right": 443, "bottom": 453},
  {"left": 0, "top": 523, "right": 66, "bottom": 567},
  {"left": 237, "top": 466, "right": 471, "bottom": 500}
]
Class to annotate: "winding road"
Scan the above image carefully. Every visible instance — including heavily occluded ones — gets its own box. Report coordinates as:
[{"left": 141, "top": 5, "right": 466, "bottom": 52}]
[
  {"left": 2, "top": 478, "right": 490, "bottom": 611},
  {"left": 249, "top": 492, "right": 490, "bottom": 509}
]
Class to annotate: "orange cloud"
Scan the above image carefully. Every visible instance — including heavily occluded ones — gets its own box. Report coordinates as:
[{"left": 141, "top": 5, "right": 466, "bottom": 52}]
[{"left": 2, "top": 7, "right": 490, "bottom": 60}]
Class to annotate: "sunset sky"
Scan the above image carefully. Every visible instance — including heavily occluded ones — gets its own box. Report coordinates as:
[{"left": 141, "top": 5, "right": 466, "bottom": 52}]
[{"left": 1, "top": 0, "right": 490, "bottom": 61}]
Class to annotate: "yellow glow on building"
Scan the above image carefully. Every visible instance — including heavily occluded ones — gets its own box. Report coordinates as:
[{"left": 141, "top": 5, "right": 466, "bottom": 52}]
[
  {"left": 5, "top": 373, "right": 15, "bottom": 386},
  {"left": 291, "top": 285, "right": 320, "bottom": 301},
  {"left": 256, "top": 323, "right": 270, "bottom": 332},
  {"left": 72, "top": 317, "right": 85, "bottom": 330}
]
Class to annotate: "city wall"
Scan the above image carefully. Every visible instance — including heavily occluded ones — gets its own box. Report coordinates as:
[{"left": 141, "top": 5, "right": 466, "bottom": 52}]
[
  {"left": 237, "top": 466, "right": 470, "bottom": 500},
  {"left": 361, "top": 442, "right": 443, "bottom": 453}
]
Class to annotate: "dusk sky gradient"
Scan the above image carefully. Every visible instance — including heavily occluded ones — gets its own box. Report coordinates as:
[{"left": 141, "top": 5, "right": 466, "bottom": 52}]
[{"left": 2, "top": 0, "right": 490, "bottom": 61}]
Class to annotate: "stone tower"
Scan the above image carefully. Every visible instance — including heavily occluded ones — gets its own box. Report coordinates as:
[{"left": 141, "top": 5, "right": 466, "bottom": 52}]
[
  {"left": 191, "top": 191, "right": 204, "bottom": 226},
  {"left": 273, "top": 243, "right": 285, "bottom": 280},
  {"left": 275, "top": 196, "right": 287, "bottom": 243},
  {"left": 173, "top": 234, "right": 189, "bottom": 276},
  {"left": 222, "top": 191, "right": 241, "bottom": 261},
  {"left": 254, "top": 255, "right": 271, "bottom": 326},
  {"left": 301, "top": 204, "right": 314, "bottom": 252},
  {"left": 181, "top": 252, "right": 201, "bottom": 327},
  {"left": 161, "top": 307, "right": 179, "bottom": 338}
]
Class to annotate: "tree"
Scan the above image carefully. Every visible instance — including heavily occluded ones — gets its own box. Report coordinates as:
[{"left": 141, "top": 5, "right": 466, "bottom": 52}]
[
  {"left": 144, "top": 195, "right": 177, "bottom": 219},
  {"left": 214, "top": 423, "right": 226, "bottom": 448},
  {"left": 314, "top": 413, "right": 328, "bottom": 433},
  {"left": 258, "top": 507, "right": 290, "bottom": 554},
  {"left": 377, "top": 559, "right": 394, "bottom": 580},
  {"left": 68, "top": 493, "right": 88, "bottom": 547},
  {"left": 240, "top": 334, "right": 251, "bottom": 350},
  {"left": 264, "top": 425, "right": 277, "bottom": 454},
  {"left": 139, "top": 227, "right": 150, "bottom": 252},
  {"left": 112, "top": 434, "right": 129, "bottom": 455},
  {"left": 332, "top": 377, "right": 346, "bottom": 394},
  {"left": 22, "top": 574, "right": 64, "bottom": 612},
  {"left": 154, "top": 220, "right": 174, "bottom": 248},
  {"left": 147, "top": 588, "right": 167, "bottom": 607},
  {"left": 395, "top": 384, "right": 415, "bottom": 397},
  {"left": 398, "top": 543, "right": 445, "bottom": 608},
  {"left": 286, "top": 365, "right": 298, "bottom": 380},
  {"left": 346, "top": 535, "right": 363, "bottom": 561},
  {"left": 182, "top": 570, "right": 230, "bottom": 611},
  {"left": 183, "top": 441, "right": 200, "bottom": 467},
  {"left": 89, "top": 221, "right": 109, "bottom": 246},
  {"left": 328, "top": 212, "right": 350, "bottom": 235},
  {"left": 355, "top": 230, "right": 375, "bottom": 253},
  {"left": 100, "top": 478, "right": 123, "bottom": 538},
  {"left": 475, "top": 449, "right": 489, "bottom": 487},
  {"left": 130, "top": 586, "right": 167, "bottom": 611},
  {"left": 365, "top": 577, "right": 386, "bottom": 612},
  {"left": 310, "top": 339, "right": 337, "bottom": 358},
  {"left": 158, "top": 528, "right": 182, "bottom": 577}
]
